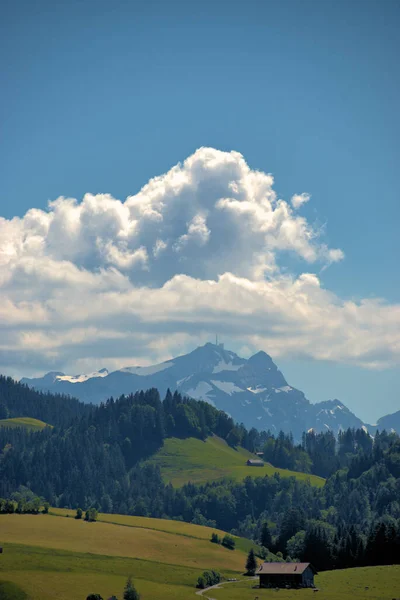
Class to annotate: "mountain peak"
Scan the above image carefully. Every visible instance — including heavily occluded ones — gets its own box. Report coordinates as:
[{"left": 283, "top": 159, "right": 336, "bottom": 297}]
[
  {"left": 178, "top": 342, "right": 243, "bottom": 374},
  {"left": 203, "top": 341, "right": 227, "bottom": 352},
  {"left": 248, "top": 350, "right": 275, "bottom": 369},
  {"left": 20, "top": 344, "right": 383, "bottom": 439},
  {"left": 188, "top": 342, "right": 236, "bottom": 361}
]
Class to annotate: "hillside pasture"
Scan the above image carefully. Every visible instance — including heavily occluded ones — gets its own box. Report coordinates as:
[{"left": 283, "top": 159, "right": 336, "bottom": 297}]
[
  {"left": 0, "top": 417, "right": 50, "bottom": 431},
  {"left": 0, "top": 513, "right": 250, "bottom": 599},
  {"left": 0, "top": 514, "right": 399, "bottom": 600},
  {"left": 50, "top": 508, "right": 256, "bottom": 554},
  {"left": 146, "top": 435, "right": 325, "bottom": 487},
  {"left": 208, "top": 565, "right": 400, "bottom": 600},
  {"left": 0, "top": 543, "right": 202, "bottom": 600},
  {"left": 0, "top": 514, "right": 246, "bottom": 571},
  {"left": 0, "top": 580, "right": 29, "bottom": 600}
]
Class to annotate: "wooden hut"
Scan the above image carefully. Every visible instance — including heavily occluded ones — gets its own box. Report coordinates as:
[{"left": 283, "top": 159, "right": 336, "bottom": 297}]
[{"left": 257, "top": 562, "right": 317, "bottom": 588}]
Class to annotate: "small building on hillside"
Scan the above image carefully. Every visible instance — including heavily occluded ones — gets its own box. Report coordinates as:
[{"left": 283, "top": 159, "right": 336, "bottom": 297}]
[
  {"left": 257, "top": 562, "right": 317, "bottom": 588},
  {"left": 255, "top": 451, "right": 264, "bottom": 457},
  {"left": 247, "top": 459, "right": 264, "bottom": 466}
]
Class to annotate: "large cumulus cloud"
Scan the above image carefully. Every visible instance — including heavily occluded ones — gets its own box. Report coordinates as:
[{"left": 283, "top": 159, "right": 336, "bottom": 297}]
[{"left": 0, "top": 147, "right": 399, "bottom": 375}]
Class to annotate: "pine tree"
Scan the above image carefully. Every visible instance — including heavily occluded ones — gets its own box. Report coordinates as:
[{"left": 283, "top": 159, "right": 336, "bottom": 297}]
[
  {"left": 123, "top": 576, "right": 140, "bottom": 600},
  {"left": 245, "top": 548, "right": 257, "bottom": 575},
  {"left": 278, "top": 508, "right": 305, "bottom": 553},
  {"left": 260, "top": 521, "right": 272, "bottom": 549}
]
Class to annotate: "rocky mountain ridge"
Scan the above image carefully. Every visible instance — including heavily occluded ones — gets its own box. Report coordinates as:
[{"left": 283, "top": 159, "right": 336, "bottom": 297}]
[{"left": 21, "top": 343, "right": 397, "bottom": 440}]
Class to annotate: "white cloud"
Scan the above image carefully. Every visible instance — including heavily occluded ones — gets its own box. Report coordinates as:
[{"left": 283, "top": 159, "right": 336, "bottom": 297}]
[
  {"left": 291, "top": 193, "right": 310, "bottom": 209},
  {"left": 153, "top": 239, "right": 168, "bottom": 258},
  {"left": 0, "top": 147, "right": 399, "bottom": 375},
  {"left": 174, "top": 213, "right": 211, "bottom": 251}
]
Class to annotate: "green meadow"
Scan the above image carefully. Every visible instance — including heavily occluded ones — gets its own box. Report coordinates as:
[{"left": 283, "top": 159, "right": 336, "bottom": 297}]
[
  {"left": 0, "top": 513, "right": 399, "bottom": 600},
  {"left": 146, "top": 435, "right": 325, "bottom": 487},
  {"left": 0, "top": 417, "right": 50, "bottom": 431},
  {"left": 0, "top": 580, "right": 29, "bottom": 600},
  {"left": 49, "top": 508, "right": 257, "bottom": 554},
  {"left": 0, "top": 512, "right": 250, "bottom": 600},
  {"left": 208, "top": 565, "right": 400, "bottom": 600}
]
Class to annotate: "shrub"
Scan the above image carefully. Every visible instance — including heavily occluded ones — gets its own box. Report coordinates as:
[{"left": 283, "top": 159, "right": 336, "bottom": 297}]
[
  {"left": 211, "top": 532, "right": 221, "bottom": 544},
  {"left": 222, "top": 534, "right": 236, "bottom": 550},
  {"left": 196, "top": 570, "right": 221, "bottom": 588},
  {"left": 196, "top": 576, "right": 206, "bottom": 589},
  {"left": 85, "top": 507, "right": 98, "bottom": 522}
]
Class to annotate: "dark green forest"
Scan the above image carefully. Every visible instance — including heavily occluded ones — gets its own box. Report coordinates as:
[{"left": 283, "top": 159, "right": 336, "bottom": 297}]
[{"left": 1, "top": 375, "right": 400, "bottom": 571}]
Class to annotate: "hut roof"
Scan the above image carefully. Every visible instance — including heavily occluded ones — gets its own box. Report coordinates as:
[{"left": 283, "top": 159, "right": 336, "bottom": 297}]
[{"left": 257, "top": 562, "right": 317, "bottom": 575}]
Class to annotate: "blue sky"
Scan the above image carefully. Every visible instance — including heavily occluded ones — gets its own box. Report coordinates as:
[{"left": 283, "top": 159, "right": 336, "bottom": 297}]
[{"left": 1, "top": 0, "right": 399, "bottom": 422}]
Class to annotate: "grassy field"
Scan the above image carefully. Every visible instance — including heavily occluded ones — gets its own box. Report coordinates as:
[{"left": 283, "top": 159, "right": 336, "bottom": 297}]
[
  {"left": 0, "top": 513, "right": 251, "bottom": 600},
  {"left": 49, "top": 508, "right": 256, "bottom": 554},
  {"left": 0, "top": 417, "right": 50, "bottom": 431},
  {"left": 209, "top": 565, "right": 400, "bottom": 600},
  {"left": 0, "top": 580, "right": 29, "bottom": 600},
  {"left": 0, "top": 514, "right": 399, "bottom": 600},
  {"left": 146, "top": 436, "right": 325, "bottom": 487}
]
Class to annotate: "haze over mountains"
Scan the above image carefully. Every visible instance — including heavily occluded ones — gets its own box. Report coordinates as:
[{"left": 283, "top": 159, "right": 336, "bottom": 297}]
[{"left": 21, "top": 343, "right": 399, "bottom": 440}]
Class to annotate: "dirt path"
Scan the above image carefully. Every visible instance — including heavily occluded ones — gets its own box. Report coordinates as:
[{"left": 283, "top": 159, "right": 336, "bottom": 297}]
[{"left": 195, "top": 577, "right": 257, "bottom": 599}]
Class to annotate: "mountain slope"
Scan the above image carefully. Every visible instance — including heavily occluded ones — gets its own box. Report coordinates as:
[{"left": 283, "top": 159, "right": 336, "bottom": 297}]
[
  {"left": 373, "top": 409, "right": 400, "bottom": 433},
  {"left": 0, "top": 374, "right": 91, "bottom": 428},
  {"left": 146, "top": 435, "right": 325, "bottom": 487},
  {"left": 21, "top": 343, "right": 371, "bottom": 438},
  {"left": 0, "top": 512, "right": 251, "bottom": 600}
]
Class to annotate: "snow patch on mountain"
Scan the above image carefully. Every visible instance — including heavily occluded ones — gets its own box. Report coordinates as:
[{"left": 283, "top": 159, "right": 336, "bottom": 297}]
[
  {"left": 56, "top": 369, "right": 109, "bottom": 384},
  {"left": 212, "top": 359, "right": 242, "bottom": 373},
  {"left": 247, "top": 386, "right": 267, "bottom": 394},
  {"left": 210, "top": 380, "right": 244, "bottom": 395},
  {"left": 121, "top": 361, "right": 174, "bottom": 376},
  {"left": 279, "top": 385, "right": 293, "bottom": 393},
  {"left": 185, "top": 381, "right": 214, "bottom": 404}
]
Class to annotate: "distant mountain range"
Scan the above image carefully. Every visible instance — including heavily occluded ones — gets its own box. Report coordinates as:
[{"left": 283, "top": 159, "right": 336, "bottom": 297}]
[{"left": 21, "top": 343, "right": 399, "bottom": 440}]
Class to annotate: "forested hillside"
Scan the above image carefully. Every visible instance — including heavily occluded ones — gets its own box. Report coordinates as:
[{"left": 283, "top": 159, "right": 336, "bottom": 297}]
[
  {"left": 1, "top": 375, "right": 400, "bottom": 572},
  {"left": 0, "top": 375, "right": 91, "bottom": 427}
]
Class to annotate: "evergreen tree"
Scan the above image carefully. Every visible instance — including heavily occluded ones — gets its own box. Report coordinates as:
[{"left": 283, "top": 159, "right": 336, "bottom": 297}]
[
  {"left": 278, "top": 508, "right": 305, "bottom": 552},
  {"left": 245, "top": 548, "right": 257, "bottom": 575},
  {"left": 303, "top": 523, "right": 334, "bottom": 571},
  {"left": 123, "top": 576, "right": 140, "bottom": 600},
  {"left": 260, "top": 521, "right": 272, "bottom": 549},
  {"left": 226, "top": 427, "right": 241, "bottom": 448}
]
